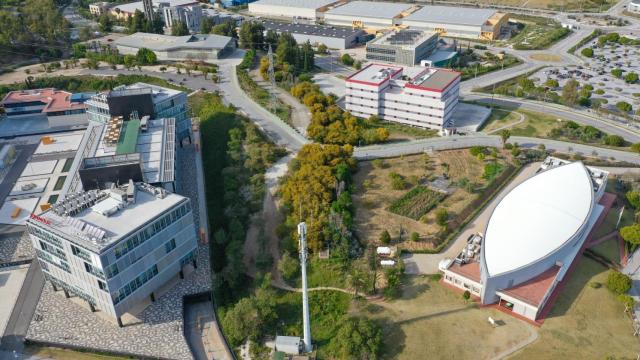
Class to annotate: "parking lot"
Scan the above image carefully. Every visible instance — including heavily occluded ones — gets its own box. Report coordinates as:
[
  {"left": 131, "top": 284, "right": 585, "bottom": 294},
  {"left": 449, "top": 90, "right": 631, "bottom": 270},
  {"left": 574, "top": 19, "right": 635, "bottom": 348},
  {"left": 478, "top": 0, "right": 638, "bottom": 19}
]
[{"left": 530, "top": 36, "right": 640, "bottom": 113}]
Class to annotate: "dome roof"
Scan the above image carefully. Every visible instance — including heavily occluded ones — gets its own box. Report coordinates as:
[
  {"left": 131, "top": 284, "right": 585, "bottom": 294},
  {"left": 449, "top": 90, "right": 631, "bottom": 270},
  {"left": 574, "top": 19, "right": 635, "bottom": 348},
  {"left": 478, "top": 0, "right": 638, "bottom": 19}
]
[{"left": 483, "top": 162, "right": 593, "bottom": 277}]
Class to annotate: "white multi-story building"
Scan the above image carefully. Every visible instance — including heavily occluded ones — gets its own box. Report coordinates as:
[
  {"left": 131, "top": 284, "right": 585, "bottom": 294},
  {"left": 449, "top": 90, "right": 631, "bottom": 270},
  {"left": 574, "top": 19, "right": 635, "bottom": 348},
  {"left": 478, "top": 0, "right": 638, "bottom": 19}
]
[
  {"left": 162, "top": 3, "right": 202, "bottom": 32},
  {"left": 439, "top": 157, "right": 611, "bottom": 321},
  {"left": 345, "top": 63, "right": 460, "bottom": 132},
  {"left": 27, "top": 181, "right": 198, "bottom": 327}
]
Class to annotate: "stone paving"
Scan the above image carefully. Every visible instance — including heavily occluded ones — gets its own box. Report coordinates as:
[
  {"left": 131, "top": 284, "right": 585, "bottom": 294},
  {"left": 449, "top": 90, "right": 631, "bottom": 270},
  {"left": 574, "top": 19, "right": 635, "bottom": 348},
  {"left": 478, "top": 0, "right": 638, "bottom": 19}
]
[
  {"left": 26, "top": 142, "right": 213, "bottom": 360},
  {"left": 0, "top": 231, "right": 34, "bottom": 264}
]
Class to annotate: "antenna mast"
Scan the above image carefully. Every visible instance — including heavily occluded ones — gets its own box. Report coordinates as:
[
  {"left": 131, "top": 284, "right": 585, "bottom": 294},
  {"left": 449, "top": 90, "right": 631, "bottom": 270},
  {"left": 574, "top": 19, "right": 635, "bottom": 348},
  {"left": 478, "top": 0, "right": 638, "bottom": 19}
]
[{"left": 298, "top": 222, "right": 312, "bottom": 353}]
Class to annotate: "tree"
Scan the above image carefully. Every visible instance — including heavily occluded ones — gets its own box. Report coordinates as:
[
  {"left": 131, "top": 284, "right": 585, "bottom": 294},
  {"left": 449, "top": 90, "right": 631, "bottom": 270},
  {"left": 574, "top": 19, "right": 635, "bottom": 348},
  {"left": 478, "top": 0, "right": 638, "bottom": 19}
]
[
  {"left": 435, "top": 208, "right": 448, "bottom": 228},
  {"left": 135, "top": 48, "right": 157, "bottom": 65},
  {"left": 498, "top": 129, "right": 511, "bottom": 145},
  {"left": 317, "top": 43, "right": 328, "bottom": 54},
  {"left": 627, "top": 191, "right": 640, "bottom": 209},
  {"left": 379, "top": 230, "right": 391, "bottom": 244},
  {"left": 98, "top": 13, "right": 113, "bottom": 32},
  {"left": 171, "top": 20, "right": 189, "bottom": 36},
  {"left": 606, "top": 271, "right": 632, "bottom": 295},
  {"left": 277, "top": 252, "right": 299, "bottom": 282},
  {"left": 463, "top": 290, "right": 471, "bottom": 301},
  {"left": 632, "top": 143, "right": 640, "bottom": 153},
  {"left": 603, "top": 134, "right": 624, "bottom": 147},
  {"left": 212, "top": 20, "right": 236, "bottom": 38},
  {"left": 123, "top": 54, "right": 136, "bottom": 70},
  {"left": 200, "top": 17, "right": 215, "bottom": 34},
  {"left": 611, "top": 68, "right": 623, "bottom": 78},
  {"left": 620, "top": 224, "right": 640, "bottom": 245},
  {"left": 545, "top": 78, "right": 559, "bottom": 88},
  {"left": 410, "top": 232, "right": 420, "bottom": 242},
  {"left": 616, "top": 101, "right": 632, "bottom": 113},
  {"left": 340, "top": 53, "right": 354, "bottom": 66},
  {"left": 624, "top": 72, "right": 638, "bottom": 84},
  {"left": 562, "top": 79, "right": 579, "bottom": 107},
  {"left": 580, "top": 47, "right": 594, "bottom": 57},
  {"left": 239, "top": 21, "right": 265, "bottom": 50},
  {"left": 327, "top": 318, "right": 382, "bottom": 360},
  {"left": 264, "top": 29, "right": 279, "bottom": 50}
]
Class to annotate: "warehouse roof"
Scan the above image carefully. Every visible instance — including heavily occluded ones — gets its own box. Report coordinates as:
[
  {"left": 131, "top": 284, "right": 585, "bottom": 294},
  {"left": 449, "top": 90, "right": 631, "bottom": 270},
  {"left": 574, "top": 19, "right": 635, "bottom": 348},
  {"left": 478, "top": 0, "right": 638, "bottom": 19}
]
[
  {"left": 250, "top": 0, "right": 337, "bottom": 9},
  {"left": 325, "top": 1, "right": 413, "bottom": 19},
  {"left": 346, "top": 63, "right": 403, "bottom": 86},
  {"left": 404, "top": 5, "right": 497, "bottom": 27},
  {"left": 115, "top": 32, "right": 233, "bottom": 51},
  {"left": 369, "top": 29, "right": 438, "bottom": 50},
  {"left": 112, "top": 0, "right": 198, "bottom": 14},
  {"left": 408, "top": 68, "right": 460, "bottom": 92},
  {"left": 483, "top": 162, "right": 595, "bottom": 276},
  {"left": 261, "top": 20, "right": 362, "bottom": 39}
]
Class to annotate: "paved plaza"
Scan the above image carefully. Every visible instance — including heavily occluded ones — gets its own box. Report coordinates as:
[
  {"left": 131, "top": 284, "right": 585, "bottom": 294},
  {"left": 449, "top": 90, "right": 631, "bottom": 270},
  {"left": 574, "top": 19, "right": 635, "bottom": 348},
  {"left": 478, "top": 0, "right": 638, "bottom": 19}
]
[{"left": 0, "top": 231, "right": 34, "bottom": 264}]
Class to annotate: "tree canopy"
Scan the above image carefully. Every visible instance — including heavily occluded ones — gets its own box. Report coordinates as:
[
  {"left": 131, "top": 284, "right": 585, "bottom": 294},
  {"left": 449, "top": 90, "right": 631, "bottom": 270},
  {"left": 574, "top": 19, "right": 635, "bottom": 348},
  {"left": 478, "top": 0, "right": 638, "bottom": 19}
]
[
  {"left": 327, "top": 317, "right": 383, "bottom": 360},
  {"left": 171, "top": 20, "right": 190, "bottom": 36},
  {"left": 620, "top": 224, "right": 640, "bottom": 245}
]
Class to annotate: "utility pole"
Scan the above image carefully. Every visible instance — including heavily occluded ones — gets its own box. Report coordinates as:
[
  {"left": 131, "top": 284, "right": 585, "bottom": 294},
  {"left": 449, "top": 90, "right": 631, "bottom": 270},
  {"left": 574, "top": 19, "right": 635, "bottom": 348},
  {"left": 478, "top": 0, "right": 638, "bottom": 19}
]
[{"left": 298, "top": 222, "right": 312, "bottom": 353}]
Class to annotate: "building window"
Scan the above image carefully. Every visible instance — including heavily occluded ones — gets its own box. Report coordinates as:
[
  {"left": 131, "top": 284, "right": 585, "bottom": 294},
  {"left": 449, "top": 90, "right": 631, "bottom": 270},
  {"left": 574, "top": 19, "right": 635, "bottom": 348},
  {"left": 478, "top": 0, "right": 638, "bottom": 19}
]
[
  {"left": 71, "top": 244, "right": 91, "bottom": 263},
  {"left": 165, "top": 238, "right": 176, "bottom": 254},
  {"left": 105, "top": 263, "right": 119, "bottom": 279},
  {"left": 98, "top": 280, "right": 108, "bottom": 292},
  {"left": 84, "top": 262, "right": 105, "bottom": 279},
  {"left": 112, "top": 264, "right": 159, "bottom": 305}
]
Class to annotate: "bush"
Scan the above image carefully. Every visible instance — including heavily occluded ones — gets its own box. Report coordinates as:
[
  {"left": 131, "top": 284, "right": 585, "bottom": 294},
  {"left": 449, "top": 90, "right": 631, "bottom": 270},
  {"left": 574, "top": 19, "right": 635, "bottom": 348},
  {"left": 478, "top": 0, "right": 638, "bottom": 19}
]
[
  {"left": 410, "top": 232, "right": 420, "bottom": 242},
  {"left": 483, "top": 163, "right": 504, "bottom": 181},
  {"left": 340, "top": 53, "right": 354, "bottom": 66},
  {"left": 389, "top": 172, "right": 407, "bottom": 190},
  {"left": 469, "top": 146, "right": 486, "bottom": 156},
  {"left": 430, "top": 273, "right": 442, "bottom": 281},
  {"left": 616, "top": 101, "right": 632, "bottom": 112},
  {"left": 277, "top": 252, "right": 299, "bottom": 282},
  {"left": 620, "top": 224, "right": 640, "bottom": 245},
  {"left": 611, "top": 68, "right": 623, "bottom": 78},
  {"left": 624, "top": 72, "right": 638, "bottom": 84},
  {"left": 435, "top": 208, "right": 449, "bottom": 227},
  {"left": 463, "top": 290, "right": 471, "bottom": 301},
  {"left": 632, "top": 143, "right": 640, "bottom": 153},
  {"left": 581, "top": 47, "right": 594, "bottom": 57},
  {"left": 371, "top": 159, "right": 384, "bottom": 168},
  {"left": 617, "top": 294, "right": 636, "bottom": 310},
  {"left": 380, "top": 230, "right": 391, "bottom": 244},
  {"left": 626, "top": 191, "right": 640, "bottom": 209},
  {"left": 606, "top": 271, "right": 632, "bottom": 295},
  {"left": 603, "top": 134, "right": 625, "bottom": 147}
]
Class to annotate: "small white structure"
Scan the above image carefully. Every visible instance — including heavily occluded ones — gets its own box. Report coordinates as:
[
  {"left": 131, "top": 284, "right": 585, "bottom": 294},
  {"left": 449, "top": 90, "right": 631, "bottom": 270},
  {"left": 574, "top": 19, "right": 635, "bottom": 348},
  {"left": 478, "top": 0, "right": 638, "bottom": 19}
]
[
  {"left": 376, "top": 246, "right": 392, "bottom": 256},
  {"left": 380, "top": 260, "right": 396, "bottom": 266},
  {"left": 275, "top": 336, "right": 302, "bottom": 355}
]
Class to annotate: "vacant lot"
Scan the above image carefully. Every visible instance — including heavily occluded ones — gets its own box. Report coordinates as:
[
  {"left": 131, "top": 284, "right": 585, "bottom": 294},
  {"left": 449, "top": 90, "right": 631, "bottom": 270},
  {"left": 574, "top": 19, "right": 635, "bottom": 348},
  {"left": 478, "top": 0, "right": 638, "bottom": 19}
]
[
  {"left": 508, "top": 257, "right": 638, "bottom": 359},
  {"left": 481, "top": 108, "right": 564, "bottom": 137},
  {"left": 446, "top": 0, "right": 617, "bottom": 11},
  {"left": 355, "top": 276, "right": 535, "bottom": 360},
  {"left": 353, "top": 151, "right": 508, "bottom": 250}
]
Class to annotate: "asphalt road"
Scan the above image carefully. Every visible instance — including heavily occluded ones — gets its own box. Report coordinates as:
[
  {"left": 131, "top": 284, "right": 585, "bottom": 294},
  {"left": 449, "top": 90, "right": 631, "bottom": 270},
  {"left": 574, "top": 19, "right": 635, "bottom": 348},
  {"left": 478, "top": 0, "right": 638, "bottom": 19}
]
[
  {"left": 463, "top": 94, "right": 640, "bottom": 143},
  {"left": 354, "top": 134, "right": 640, "bottom": 164}
]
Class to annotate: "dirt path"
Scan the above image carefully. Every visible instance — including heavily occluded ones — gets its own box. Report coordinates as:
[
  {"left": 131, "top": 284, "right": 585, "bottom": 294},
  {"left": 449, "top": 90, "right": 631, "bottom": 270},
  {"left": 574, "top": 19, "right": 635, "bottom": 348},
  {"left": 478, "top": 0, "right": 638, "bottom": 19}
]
[
  {"left": 243, "top": 155, "right": 291, "bottom": 278},
  {"left": 249, "top": 69, "right": 310, "bottom": 135},
  {"left": 486, "top": 111, "right": 526, "bottom": 135}
]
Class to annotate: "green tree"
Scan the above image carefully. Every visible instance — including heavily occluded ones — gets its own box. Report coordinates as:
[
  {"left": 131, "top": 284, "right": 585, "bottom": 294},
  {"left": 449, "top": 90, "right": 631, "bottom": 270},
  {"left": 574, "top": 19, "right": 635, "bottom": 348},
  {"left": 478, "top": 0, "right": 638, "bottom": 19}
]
[
  {"left": 580, "top": 47, "right": 594, "bottom": 57},
  {"left": 545, "top": 78, "right": 559, "bottom": 87},
  {"left": 212, "top": 20, "right": 236, "bottom": 38},
  {"left": 340, "top": 53, "right": 354, "bottom": 66},
  {"left": 264, "top": 29, "right": 279, "bottom": 50},
  {"left": 171, "top": 20, "right": 189, "bottom": 36},
  {"left": 327, "top": 318, "right": 382, "bottom": 360},
  {"left": 239, "top": 21, "right": 265, "bottom": 50},
  {"left": 498, "top": 129, "right": 511, "bottom": 145},
  {"left": 277, "top": 252, "right": 299, "bottom": 282},
  {"left": 624, "top": 72, "right": 639, "bottom": 84},
  {"left": 463, "top": 290, "right": 471, "bottom": 301},
  {"left": 317, "top": 43, "right": 328, "bottom": 54},
  {"left": 611, "top": 68, "right": 623, "bottom": 78},
  {"left": 123, "top": 54, "right": 136, "bottom": 70},
  {"left": 276, "top": 32, "right": 299, "bottom": 67},
  {"left": 627, "top": 191, "right": 640, "bottom": 209},
  {"left": 135, "top": 48, "right": 157, "bottom": 65},
  {"left": 410, "top": 232, "right": 420, "bottom": 242},
  {"left": 606, "top": 271, "right": 632, "bottom": 295},
  {"left": 379, "top": 230, "right": 391, "bottom": 244},
  {"left": 562, "top": 79, "right": 579, "bottom": 107},
  {"left": 620, "top": 224, "right": 640, "bottom": 245},
  {"left": 616, "top": 101, "right": 632, "bottom": 112},
  {"left": 98, "top": 13, "right": 112, "bottom": 32}
]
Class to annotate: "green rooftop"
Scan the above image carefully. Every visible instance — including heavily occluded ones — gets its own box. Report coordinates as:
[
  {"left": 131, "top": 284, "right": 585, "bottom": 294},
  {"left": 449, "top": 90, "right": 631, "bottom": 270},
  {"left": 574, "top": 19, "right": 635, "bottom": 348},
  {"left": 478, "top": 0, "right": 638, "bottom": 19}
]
[{"left": 116, "top": 119, "right": 140, "bottom": 155}]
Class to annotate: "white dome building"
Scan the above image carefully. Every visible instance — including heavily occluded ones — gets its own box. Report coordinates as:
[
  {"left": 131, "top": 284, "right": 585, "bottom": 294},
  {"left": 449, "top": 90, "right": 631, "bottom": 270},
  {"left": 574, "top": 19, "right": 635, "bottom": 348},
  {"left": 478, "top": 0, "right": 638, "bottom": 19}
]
[{"left": 440, "top": 157, "right": 611, "bottom": 321}]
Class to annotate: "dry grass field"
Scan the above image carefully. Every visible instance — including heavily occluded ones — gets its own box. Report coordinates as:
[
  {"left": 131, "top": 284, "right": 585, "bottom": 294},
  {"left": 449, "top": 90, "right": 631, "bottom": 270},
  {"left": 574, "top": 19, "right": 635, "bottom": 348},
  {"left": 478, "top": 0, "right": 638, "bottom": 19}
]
[
  {"left": 353, "top": 150, "right": 507, "bottom": 250},
  {"left": 445, "top": 0, "right": 617, "bottom": 12}
]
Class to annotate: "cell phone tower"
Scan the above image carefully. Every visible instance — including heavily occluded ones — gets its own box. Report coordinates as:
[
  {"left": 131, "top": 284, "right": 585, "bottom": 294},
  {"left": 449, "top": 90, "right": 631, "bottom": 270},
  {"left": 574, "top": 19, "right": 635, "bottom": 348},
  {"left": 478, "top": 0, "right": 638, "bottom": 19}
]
[{"left": 298, "top": 222, "right": 312, "bottom": 353}]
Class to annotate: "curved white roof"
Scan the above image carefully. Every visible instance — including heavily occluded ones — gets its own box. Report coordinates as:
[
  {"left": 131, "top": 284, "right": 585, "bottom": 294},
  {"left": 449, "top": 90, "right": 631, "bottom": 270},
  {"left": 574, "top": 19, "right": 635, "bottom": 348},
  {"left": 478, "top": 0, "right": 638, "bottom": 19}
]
[{"left": 483, "top": 162, "right": 593, "bottom": 277}]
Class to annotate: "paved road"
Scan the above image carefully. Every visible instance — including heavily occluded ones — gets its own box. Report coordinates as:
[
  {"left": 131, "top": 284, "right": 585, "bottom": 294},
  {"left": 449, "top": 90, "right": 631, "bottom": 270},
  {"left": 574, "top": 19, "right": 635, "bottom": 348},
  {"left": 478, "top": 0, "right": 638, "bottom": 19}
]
[
  {"left": 315, "top": 54, "right": 355, "bottom": 76},
  {"left": 463, "top": 94, "right": 640, "bottom": 143},
  {"left": 353, "top": 134, "right": 640, "bottom": 164}
]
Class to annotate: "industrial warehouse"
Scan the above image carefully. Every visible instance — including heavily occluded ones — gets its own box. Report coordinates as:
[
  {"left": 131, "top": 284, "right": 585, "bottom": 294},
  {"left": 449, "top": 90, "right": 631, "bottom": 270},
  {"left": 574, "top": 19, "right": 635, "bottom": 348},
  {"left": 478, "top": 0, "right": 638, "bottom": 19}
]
[
  {"left": 260, "top": 20, "right": 365, "bottom": 49},
  {"left": 115, "top": 32, "right": 236, "bottom": 62},
  {"left": 439, "top": 157, "right": 614, "bottom": 322},
  {"left": 248, "top": 0, "right": 509, "bottom": 40}
]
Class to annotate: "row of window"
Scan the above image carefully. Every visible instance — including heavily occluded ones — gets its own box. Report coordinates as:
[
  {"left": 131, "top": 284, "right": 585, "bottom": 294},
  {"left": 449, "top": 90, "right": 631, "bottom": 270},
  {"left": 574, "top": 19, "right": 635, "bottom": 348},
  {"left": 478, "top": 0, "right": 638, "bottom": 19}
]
[
  {"left": 112, "top": 265, "right": 159, "bottom": 305},
  {"left": 37, "top": 249, "right": 71, "bottom": 273},
  {"left": 84, "top": 262, "right": 105, "bottom": 280},
  {"left": 366, "top": 47, "right": 396, "bottom": 55},
  {"left": 28, "top": 225, "right": 63, "bottom": 247},
  {"left": 71, "top": 244, "right": 92, "bottom": 263},
  {"left": 345, "top": 102, "right": 445, "bottom": 121},
  {"left": 113, "top": 202, "right": 190, "bottom": 261},
  {"left": 366, "top": 54, "right": 396, "bottom": 62},
  {"left": 39, "top": 240, "right": 67, "bottom": 261}
]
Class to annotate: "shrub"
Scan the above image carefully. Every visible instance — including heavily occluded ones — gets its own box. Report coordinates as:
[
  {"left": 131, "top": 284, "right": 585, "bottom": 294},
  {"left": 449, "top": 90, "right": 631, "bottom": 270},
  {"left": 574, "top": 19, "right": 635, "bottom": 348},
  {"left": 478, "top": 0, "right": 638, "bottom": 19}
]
[
  {"left": 463, "top": 290, "right": 471, "bottom": 301},
  {"left": 581, "top": 47, "right": 594, "bottom": 57},
  {"left": 617, "top": 294, "right": 636, "bottom": 310},
  {"left": 632, "top": 143, "right": 640, "bottom": 153},
  {"left": 389, "top": 172, "right": 406, "bottom": 190},
  {"left": 469, "top": 146, "right": 486, "bottom": 156},
  {"left": 371, "top": 159, "right": 384, "bottom": 168},
  {"left": 603, "top": 134, "right": 625, "bottom": 147},
  {"left": 620, "top": 224, "right": 640, "bottom": 245},
  {"left": 606, "top": 271, "right": 632, "bottom": 295},
  {"left": 435, "top": 208, "right": 449, "bottom": 227},
  {"left": 430, "top": 273, "right": 442, "bottom": 281},
  {"left": 595, "top": 89, "right": 605, "bottom": 95},
  {"left": 483, "top": 163, "right": 504, "bottom": 181},
  {"left": 380, "top": 230, "right": 391, "bottom": 244},
  {"left": 624, "top": 72, "right": 638, "bottom": 84},
  {"left": 545, "top": 79, "right": 559, "bottom": 87},
  {"left": 340, "top": 53, "right": 354, "bottom": 66},
  {"left": 410, "top": 232, "right": 420, "bottom": 242},
  {"left": 611, "top": 68, "right": 623, "bottom": 78},
  {"left": 616, "top": 101, "right": 632, "bottom": 112},
  {"left": 627, "top": 191, "right": 640, "bottom": 209}
]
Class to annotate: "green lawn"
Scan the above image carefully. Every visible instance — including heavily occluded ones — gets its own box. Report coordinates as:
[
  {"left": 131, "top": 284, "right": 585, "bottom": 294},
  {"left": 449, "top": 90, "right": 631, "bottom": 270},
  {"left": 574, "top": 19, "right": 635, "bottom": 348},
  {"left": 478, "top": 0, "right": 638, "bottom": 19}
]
[
  {"left": 479, "top": 109, "right": 523, "bottom": 133},
  {"left": 590, "top": 237, "right": 620, "bottom": 265},
  {"left": 509, "top": 257, "right": 638, "bottom": 360}
]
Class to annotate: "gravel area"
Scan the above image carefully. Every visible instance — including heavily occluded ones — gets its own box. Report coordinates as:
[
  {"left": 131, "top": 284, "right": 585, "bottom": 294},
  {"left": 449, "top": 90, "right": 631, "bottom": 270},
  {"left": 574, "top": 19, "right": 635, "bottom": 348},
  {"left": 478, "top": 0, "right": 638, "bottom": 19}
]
[
  {"left": 0, "top": 231, "right": 34, "bottom": 264},
  {"left": 26, "top": 141, "right": 212, "bottom": 360}
]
